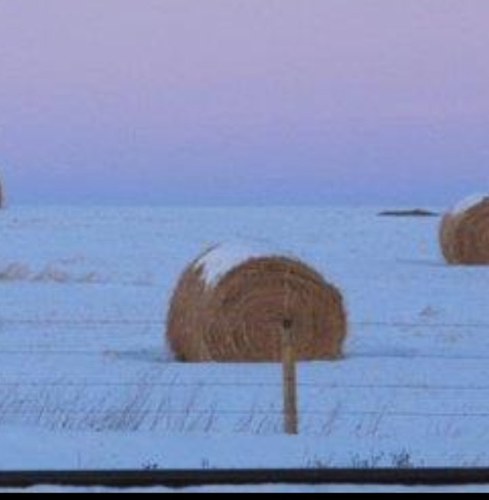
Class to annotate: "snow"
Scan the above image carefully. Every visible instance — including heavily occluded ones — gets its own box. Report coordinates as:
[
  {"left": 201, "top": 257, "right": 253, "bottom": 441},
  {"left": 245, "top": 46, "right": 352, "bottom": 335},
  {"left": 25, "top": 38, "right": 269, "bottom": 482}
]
[
  {"left": 451, "top": 194, "right": 489, "bottom": 216},
  {"left": 0, "top": 423, "right": 487, "bottom": 470},
  {"left": 1, "top": 205, "right": 489, "bottom": 489},
  {"left": 193, "top": 241, "right": 284, "bottom": 287}
]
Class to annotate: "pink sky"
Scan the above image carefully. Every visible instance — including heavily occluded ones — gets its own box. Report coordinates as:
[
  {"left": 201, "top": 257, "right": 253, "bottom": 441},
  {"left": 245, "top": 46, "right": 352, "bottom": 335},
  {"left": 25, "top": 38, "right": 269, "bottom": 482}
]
[{"left": 0, "top": 0, "right": 488, "bottom": 205}]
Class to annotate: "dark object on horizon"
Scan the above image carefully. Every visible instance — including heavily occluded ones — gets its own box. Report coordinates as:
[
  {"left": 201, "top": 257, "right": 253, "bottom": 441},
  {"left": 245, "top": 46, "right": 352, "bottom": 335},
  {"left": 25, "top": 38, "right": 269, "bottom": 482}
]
[{"left": 378, "top": 209, "right": 439, "bottom": 217}]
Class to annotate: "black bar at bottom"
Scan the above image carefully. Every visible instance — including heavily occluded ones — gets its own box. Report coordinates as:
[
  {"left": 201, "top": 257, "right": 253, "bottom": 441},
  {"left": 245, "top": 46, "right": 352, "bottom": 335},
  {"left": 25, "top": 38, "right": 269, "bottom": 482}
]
[{"left": 1, "top": 469, "right": 489, "bottom": 489}]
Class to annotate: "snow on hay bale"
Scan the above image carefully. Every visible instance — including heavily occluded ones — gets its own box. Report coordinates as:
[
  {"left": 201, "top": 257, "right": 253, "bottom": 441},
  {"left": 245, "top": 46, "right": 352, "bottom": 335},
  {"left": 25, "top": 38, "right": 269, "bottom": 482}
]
[
  {"left": 166, "top": 243, "right": 348, "bottom": 362},
  {"left": 440, "top": 194, "right": 489, "bottom": 265}
]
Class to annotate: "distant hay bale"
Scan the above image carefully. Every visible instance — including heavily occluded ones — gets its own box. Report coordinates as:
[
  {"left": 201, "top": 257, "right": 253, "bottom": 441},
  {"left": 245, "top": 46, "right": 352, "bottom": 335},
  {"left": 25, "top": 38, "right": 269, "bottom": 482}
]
[
  {"left": 166, "top": 243, "right": 348, "bottom": 362},
  {"left": 440, "top": 195, "right": 489, "bottom": 265}
]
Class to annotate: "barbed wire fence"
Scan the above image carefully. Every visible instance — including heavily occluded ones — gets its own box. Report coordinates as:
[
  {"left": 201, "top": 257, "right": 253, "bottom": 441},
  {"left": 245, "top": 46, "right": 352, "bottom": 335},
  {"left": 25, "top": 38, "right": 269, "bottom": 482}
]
[
  {"left": 1, "top": 313, "right": 489, "bottom": 485},
  {"left": 1, "top": 316, "right": 489, "bottom": 435}
]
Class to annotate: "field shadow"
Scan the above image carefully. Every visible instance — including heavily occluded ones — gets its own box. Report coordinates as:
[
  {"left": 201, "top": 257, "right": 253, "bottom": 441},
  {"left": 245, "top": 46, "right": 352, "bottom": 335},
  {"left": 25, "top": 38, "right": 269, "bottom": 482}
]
[
  {"left": 396, "top": 258, "right": 446, "bottom": 268},
  {"left": 108, "top": 348, "right": 174, "bottom": 364}
]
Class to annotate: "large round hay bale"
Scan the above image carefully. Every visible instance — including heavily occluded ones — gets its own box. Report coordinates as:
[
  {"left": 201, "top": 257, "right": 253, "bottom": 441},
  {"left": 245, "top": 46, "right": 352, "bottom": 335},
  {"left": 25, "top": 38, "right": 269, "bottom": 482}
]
[
  {"left": 166, "top": 243, "right": 348, "bottom": 362},
  {"left": 440, "top": 194, "right": 489, "bottom": 265}
]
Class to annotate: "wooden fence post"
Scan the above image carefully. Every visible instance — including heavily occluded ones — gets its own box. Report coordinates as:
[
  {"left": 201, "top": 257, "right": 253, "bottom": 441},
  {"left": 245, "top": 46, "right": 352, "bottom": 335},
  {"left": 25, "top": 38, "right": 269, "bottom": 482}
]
[{"left": 282, "top": 319, "right": 298, "bottom": 435}]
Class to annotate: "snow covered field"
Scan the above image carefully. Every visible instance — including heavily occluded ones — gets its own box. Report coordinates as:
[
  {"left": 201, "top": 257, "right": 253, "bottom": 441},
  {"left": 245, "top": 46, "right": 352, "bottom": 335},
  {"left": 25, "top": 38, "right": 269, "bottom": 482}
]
[{"left": 1, "top": 206, "right": 489, "bottom": 473}]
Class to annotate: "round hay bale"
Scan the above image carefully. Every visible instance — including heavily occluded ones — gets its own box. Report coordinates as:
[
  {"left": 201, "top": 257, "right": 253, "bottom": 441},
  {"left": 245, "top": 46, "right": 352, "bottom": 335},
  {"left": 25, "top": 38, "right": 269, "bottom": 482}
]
[
  {"left": 166, "top": 243, "right": 348, "bottom": 362},
  {"left": 440, "top": 194, "right": 489, "bottom": 265}
]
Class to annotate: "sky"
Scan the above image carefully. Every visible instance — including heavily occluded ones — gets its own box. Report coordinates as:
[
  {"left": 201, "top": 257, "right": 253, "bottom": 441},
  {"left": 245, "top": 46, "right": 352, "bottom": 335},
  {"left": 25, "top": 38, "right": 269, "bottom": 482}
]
[{"left": 0, "top": 0, "right": 488, "bottom": 206}]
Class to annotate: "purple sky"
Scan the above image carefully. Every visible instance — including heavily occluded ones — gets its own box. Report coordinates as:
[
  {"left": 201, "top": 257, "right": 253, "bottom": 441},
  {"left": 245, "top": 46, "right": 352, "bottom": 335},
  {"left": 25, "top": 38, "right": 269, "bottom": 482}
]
[{"left": 1, "top": 0, "right": 488, "bottom": 206}]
